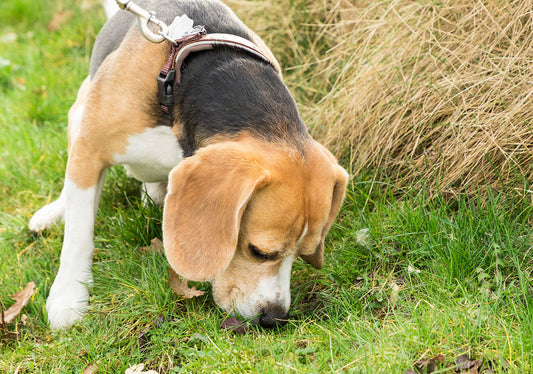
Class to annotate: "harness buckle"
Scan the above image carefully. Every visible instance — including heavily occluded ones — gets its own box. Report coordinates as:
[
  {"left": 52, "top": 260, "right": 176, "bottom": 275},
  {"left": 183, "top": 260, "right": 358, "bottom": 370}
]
[{"left": 157, "top": 69, "right": 176, "bottom": 116}]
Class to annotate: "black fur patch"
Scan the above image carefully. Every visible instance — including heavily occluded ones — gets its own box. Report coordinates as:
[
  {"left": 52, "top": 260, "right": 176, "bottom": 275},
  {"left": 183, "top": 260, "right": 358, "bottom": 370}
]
[
  {"left": 90, "top": 0, "right": 308, "bottom": 156},
  {"left": 174, "top": 48, "right": 308, "bottom": 157}
]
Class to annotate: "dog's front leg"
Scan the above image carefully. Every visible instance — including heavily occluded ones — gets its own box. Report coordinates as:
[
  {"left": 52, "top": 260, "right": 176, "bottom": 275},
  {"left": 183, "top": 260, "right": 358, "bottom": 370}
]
[{"left": 46, "top": 152, "right": 106, "bottom": 329}]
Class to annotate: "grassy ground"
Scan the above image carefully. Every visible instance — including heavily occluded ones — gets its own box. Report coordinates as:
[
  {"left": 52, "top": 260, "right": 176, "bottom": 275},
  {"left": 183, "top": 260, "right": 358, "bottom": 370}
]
[{"left": 1, "top": 0, "right": 532, "bottom": 373}]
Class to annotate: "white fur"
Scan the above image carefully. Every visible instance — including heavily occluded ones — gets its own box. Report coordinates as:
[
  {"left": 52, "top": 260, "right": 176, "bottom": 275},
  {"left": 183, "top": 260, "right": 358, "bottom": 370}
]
[
  {"left": 29, "top": 191, "right": 66, "bottom": 232},
  {"left": 113, "top": 127, "right": 184, "bottom": 183},
  {"left": 235, "top": 189, "right": 254, "bottom": 231},
  {"left": 297, "top": 222, "right": 309, "bottom": 245},
  {"left": 36, "top": 127, "right": 181, "bottom": 329},
  {"left": 29, "top": 104, "right": 85, "bottom": 233},
  {"left": 45, "top": 175, "right": 105, "bottom": 329},
  {"left": 102, "top": 0, "right": 119, "bottom": 19},
  {"left": 142, "top": 182, "right": 168, "bottom": 205},
  {"left": 234, "top": 255, "right": 294, "bottom": 318},
  {"left": 68, "top": 104, "right": 84, "bottom": 144}
]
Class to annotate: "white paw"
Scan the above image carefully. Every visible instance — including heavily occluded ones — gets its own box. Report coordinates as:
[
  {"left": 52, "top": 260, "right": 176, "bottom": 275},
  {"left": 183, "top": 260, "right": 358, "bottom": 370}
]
[
  {"left": 29, "top": 198, "right": 65, "bottom": 232},
  {"left": 46, "top": 279, "right": 90, "bottom": 329}
]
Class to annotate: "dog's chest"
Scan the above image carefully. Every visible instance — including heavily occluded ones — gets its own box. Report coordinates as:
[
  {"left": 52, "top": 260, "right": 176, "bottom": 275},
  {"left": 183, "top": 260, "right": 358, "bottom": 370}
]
[{"left": 113, "top": 126, "right": 184, "bottom": 182}]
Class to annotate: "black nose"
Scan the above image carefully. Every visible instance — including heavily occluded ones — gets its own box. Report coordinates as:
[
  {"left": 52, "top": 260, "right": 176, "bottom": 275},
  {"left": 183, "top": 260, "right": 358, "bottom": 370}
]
[{"left": 258, "top": 305, "right": 289, "bottom": 329}]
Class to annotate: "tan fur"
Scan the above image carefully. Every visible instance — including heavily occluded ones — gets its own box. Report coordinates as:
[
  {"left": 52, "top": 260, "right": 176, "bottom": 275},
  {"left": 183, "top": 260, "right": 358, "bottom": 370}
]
[
  {"left": 163, "top": 136, "right": 272, "bottom": 281},
  {"left": 299, "top": 142, "right": 349, "bottom": 268},
  {"left": 66, "top": 29, "right": 171, "bottom": 188},
  {"left": 65, "top": 26, "right": 280, "bottom": 190},
  {"left": 163, "top": 135, "right": 348, "bottom": 309}
]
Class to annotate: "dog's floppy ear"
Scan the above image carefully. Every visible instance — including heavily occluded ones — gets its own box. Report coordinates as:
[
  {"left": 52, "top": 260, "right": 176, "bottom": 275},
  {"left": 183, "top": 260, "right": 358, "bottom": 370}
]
[
  {"left": 300, "top": 163, "right": 348, "bottom": 269},
  {"left": 163, "top": 142, "right": 270, "bottom": 281}
]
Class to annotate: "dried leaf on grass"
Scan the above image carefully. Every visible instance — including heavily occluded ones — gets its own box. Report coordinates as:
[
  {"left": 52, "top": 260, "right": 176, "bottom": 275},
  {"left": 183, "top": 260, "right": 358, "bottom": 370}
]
[
  {"left": 82, "top": 364, "right": 98, "bottom": 374},
  {"left": 168, "top": 267, "right": 205, "bottom": 299},
  {"left": 407, "top": 352, "right": 495, "bottom": 373},
  {"left": 413, "top": 354, "right": 444, "bottom": 373},
  {"left": 125, "top": 363, "right": 158, "bottom": 374},
  {"left": 1, "top": 282, "right": 35, "bottom": 341},
  {"left": 0, "top": 326, "right": 19, "bottom": 341},
  {"left": 456, "top": 354, "right": 482, "bottom": 372},
  {"left": 47, "top": 10, "right": 73, "bottom": 32},
  {"left": 2, "top": 282, "right": 35, "bottom": 324},
  {"left": 140, "top": 237, "right": 164, "bottom": 254},
  {"left": 220, "top": 317, "right": 250, "bottom": 335},
  {"left": 141, "top": 237, "right": 204, "bottom": 297}
]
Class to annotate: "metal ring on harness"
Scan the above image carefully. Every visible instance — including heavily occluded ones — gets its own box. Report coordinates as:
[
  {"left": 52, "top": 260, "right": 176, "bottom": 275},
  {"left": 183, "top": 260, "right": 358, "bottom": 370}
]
[{"left": 115, "top": 0, "right": 169, "bottom": 43}]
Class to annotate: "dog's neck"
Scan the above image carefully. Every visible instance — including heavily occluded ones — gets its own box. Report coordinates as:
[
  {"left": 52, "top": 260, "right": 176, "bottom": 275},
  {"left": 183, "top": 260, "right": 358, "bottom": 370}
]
[
  {"left": 157, "top": 33, "right": 273, "bottom": 119},
  {"left": 170, "top": 48, "right": 309, "bottom": 157}
]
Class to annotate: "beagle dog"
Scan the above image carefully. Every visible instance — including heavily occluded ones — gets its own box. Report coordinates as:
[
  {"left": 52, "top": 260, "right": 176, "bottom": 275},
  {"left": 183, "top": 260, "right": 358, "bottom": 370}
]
[{"left": 30, "top": 0, "right": 348, "bottom": 329}]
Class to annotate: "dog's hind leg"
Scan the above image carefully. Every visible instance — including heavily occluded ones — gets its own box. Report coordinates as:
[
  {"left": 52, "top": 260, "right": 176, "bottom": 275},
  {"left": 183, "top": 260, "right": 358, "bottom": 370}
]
[
  {"left": 29, "top": 77, "right": 91, "bottom": 233},
  {"left": 28, "top": 192, "right": 66, "bottom": 232}
]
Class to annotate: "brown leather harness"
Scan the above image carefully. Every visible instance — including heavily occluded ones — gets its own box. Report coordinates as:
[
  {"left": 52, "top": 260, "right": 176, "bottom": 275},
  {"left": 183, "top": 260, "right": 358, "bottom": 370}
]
[{"left": 157, "top": 29, "right": 272, "bottom": 118}]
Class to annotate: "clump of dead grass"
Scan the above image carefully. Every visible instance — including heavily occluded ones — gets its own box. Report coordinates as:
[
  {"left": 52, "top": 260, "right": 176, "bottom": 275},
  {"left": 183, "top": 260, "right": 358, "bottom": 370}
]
[
  {"left": 228, "top": 0, "right": 532, "bottom": 195},
  {"left": 310, "top": 0, "right": 533, "bottom": 195}
]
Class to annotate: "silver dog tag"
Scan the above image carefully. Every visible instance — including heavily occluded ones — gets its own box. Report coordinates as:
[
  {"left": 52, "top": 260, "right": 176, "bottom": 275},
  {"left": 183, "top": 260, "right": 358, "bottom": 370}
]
[{"left": 167, "top": 15, "right": 195, "bottom": 41}]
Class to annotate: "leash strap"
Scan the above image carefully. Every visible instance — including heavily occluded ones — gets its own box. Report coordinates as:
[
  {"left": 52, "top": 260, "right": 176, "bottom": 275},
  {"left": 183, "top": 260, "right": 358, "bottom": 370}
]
[{"left": 157, "top": 32, "right": 272, "bottom": 118}]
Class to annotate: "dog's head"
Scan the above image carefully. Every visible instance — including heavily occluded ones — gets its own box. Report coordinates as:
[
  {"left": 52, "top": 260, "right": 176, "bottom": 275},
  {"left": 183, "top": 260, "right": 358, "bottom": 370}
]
[{"left": 163, "top": 136, "right": 348, "bottom": 327}]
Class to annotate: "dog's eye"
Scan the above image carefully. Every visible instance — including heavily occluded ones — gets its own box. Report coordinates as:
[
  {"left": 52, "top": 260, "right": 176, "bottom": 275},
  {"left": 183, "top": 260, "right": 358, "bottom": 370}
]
[{"left": 248, "top": 244, "right": 277, "bottom": 261}]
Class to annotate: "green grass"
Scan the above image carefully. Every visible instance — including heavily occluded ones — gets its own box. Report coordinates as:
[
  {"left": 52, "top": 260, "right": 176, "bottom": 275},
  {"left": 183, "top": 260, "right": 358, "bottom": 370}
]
[{"left": 1, "top": 1, "right": 532, "bottom": 373}]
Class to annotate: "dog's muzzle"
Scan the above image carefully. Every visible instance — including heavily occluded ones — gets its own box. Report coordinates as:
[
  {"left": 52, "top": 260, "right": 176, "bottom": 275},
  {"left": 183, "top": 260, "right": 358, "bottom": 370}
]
[{"left": 257, "top": 302, "right": 289, "bottom": 328}]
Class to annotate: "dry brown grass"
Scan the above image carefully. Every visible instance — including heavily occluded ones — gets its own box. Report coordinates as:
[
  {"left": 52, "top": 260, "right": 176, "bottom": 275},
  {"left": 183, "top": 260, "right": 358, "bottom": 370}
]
[{"left": 229, "top": 0, "right": 533, "bottom": 195}]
